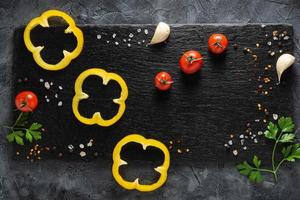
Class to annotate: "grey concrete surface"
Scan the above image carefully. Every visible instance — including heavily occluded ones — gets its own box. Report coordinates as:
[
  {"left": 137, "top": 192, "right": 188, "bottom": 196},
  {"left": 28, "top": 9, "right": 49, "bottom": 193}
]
[{"left": 1, "top": 0, "right": 300, "bottom": 199}]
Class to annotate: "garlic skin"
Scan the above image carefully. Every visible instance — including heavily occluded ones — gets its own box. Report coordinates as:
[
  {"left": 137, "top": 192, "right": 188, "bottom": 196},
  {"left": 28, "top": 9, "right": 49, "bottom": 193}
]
[
  {"left": 276, "top": 53, "right": 295, "bottom": 83},
  {"left": 149, "top": 22, "right": 170, "bottom": 45}
]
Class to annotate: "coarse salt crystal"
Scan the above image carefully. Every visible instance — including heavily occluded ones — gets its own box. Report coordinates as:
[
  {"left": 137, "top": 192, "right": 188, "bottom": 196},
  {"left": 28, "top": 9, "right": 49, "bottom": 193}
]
[
  {"left": 58, "top": 86, "right": 63, "bottom": 90},
  {"left": 228, "top": 140, "right": 233, "bottom": 145},
  {"left": 137, "top": 28, "right": 141, "bottom": 33},
  {"left": 87, "top": 141, "right": 93, "bottom": 147},
  {"left": 80, "top": 151, "right": 86, "bottom": 157},
  {"left": 144, "top": 29, "right": 148, "bottom": 35},
  {"left": 44, "top": 82, "right": 50, "bottom": 89},
  {"left": 112, "top": 33, "right": 116, "bottom": 38},
  {"left": 233, "top": 150, "right": 238, "bottom": 156},
  {"left": 129, "top": 33, "right": 134, "bottom": 38},
  {"left": 97, "top": 34, "right": 101, "bottom": 39},
  {"left": 58, "top": 101, "right": 63, "bottom": 107},
  {"left": 40, "top": 78, "right": 44, "bottom": 83},
  {"left": 240, "top": 139, "right": 245, "bottom": 145},
  {"left": 273, "top": 114, "right": 278, "bottom": 120}
]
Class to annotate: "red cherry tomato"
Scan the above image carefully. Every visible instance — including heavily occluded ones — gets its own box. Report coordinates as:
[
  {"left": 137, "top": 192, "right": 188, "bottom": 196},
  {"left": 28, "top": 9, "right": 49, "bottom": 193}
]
[
  {"left": 208, "top": 33, "right": 229, "bottom": 54},
  {"left": 179, "top": 50, "right": 204, "bottom": 74},
  {"left": 154, "top": 72, "right": 173, "bottom": 91},
  {"left": 15, "top": 91, "right": 38, "bottom": 112}
]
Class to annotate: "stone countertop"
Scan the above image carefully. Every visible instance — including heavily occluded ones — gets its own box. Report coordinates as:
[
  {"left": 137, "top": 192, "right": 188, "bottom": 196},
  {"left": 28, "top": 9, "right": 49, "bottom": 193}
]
[{"left": 1, "top": 1, "right": 300, "bottom": 200}]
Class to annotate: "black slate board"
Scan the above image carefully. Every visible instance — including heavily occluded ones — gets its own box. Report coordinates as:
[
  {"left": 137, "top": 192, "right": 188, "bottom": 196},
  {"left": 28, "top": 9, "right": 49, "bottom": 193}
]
[{"left": 12, "top": 24, "right": 294, "bottom": 167}]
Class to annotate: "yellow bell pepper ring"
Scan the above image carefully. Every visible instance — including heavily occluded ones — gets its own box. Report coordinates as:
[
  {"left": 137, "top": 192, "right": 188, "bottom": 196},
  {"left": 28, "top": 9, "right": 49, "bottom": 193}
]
[
  {"left": 112, "top": 134, "right": 170, "bottom": 192},
  {"left": 72, "top": 68, "right": 128, "bottom": 127},
  {"left": 23, "top": 10, "right": 84, "bottom": 71}
]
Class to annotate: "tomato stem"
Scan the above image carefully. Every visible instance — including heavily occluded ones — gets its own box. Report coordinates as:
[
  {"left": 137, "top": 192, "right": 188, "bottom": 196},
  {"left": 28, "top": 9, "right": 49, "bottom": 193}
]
[
  {"left": 182, "top": 53, "right": 203, "bottom": 64},
  {"left": 211, "top": 38, "right": 224, "bottom": 48},
  {"left": 156, "top": 77, "right": 173, "bottom": 85}
]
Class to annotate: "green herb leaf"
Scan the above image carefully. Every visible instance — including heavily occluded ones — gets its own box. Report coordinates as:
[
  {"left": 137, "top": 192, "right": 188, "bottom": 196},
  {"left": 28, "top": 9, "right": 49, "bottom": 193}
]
[
  {"left": 278, "top": 117, "right": 294, "bottom": 133},
  {"left": 25, "top": 130, "right": 33, "bottom": 142},
  {"left": 236, "top": 161, "right": 263, "bottom": 183},
  {"left": 29, "top": 130, "right": 41, "bottom": 141},
  {"left": 264, "top": 122, "right": 278, "bottom": 140},
  {"left": 285, "top": 144, "right": 300, "bottom": 162},
  {"left": 6, "top": 132, "right": 15, "bottom": 143},
  {"left": 279, "top": 134, "right": 295, "bottom": 143},
  {"left": 237, "top": 161, "right": 251, "bottom": 176},
  {"left": 14, "top": 131, "right": 24, "bottom": 137},
  {"left": 253, "top": 155, "right": 261, "bottom": 168},
  {"left": 14, "top": 135, "right": 24, "bottom": 145},
  {"left": 282, "top": 145, "right": 293, "bottom": 158},
  {"left": 29, "top": 123, "right": 42, "bottom": 131},
  {"left": 249, "top": 171, "right": 263, "bottom": 183}
]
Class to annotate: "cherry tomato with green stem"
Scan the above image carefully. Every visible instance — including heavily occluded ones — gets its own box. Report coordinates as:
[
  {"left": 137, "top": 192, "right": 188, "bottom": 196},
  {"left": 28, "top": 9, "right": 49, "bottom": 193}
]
[
  {"left": 15, "top": 91, "right": 38, "bottom": 112},
  {"left": 179, "top": 50, "right": 204, "bottom": 74},
  {"left": 154, "top": 72, "right": 173, "bottom": 91},
  {"left": 208, "top": 33, "right": 229, "bottom": 54}
]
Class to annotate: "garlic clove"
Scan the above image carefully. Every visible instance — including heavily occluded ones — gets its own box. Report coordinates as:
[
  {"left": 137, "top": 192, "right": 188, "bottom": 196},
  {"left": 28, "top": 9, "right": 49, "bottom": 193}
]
[
  {"left": 276, "top": 53, "right": 295, "bottom": 83},
  {"left": 149, "top": 22, "right": 170, "bottom": 45}
]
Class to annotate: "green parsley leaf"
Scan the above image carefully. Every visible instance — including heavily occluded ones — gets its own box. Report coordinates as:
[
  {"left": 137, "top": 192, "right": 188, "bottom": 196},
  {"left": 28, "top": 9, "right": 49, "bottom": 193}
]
[
  {"left": 14, "top": 135, "right": 24, "bottom": 145},
  {"left": 29, "top": 123, "right": 42, "bottom": 131},
  {"left": 264, "top": 122, "right": 278, "bottom": 140},
  {"left": 29, "top": 130, "right": 41, "bottom": 141},
  {"left": 25, "top": 130, "right": 33, "bottom": 142},
  {"left": 14, "top": 131, "right": 24, "bottom": 137},
  {"left": 253, "top": 155, "right": 261, "bottom": 168},
  {"left": 285, "top": 144, "right": 300, "bottom": 162},
  {"left": 279, "top": 134, "right": 295, "bottom": 143},
  {"left": 282, "top": 145, "right": 293, "bottom": 158},
  {"left": 6, "top": 132, "right": 15, "bottom": 143},
  {"left": 236, "top": 160, "right": 263, "bottom": 183},
  {"left": 278, "top": 117, "right": 294, "bottom": 133},
  {"left": 237, "top": 161, "right": 251, "bottom": 175},
  {"left": 249, "top": 171, "right": 263, "bottom": 183}
]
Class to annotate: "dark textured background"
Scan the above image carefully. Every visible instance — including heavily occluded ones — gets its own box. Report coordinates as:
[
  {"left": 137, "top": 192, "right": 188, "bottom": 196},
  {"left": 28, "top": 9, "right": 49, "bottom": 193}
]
[{"left": 1, "top": 1, "right": 300, "bottom": 200}]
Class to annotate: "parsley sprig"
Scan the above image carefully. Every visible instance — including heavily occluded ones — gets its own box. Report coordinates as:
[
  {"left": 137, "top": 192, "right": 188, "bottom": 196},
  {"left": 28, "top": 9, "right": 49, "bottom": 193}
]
[
  {"left": 1, "top": 112, "right": 43, "bottom": 145},
  {"left": 237, "top": 116, "right": 300, "bottom": 183}
]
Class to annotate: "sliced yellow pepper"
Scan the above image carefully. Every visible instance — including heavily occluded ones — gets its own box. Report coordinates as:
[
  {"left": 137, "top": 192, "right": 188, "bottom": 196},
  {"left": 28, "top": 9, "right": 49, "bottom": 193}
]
[
  {"left": 72, "top": 68, "right": 128, "bottom": 127},
  {"left": 23, "top": 10, "right": 84, "bottom": 71},
  {"left": 112, "top": 134, "right": 170, "bottom": 192}
]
